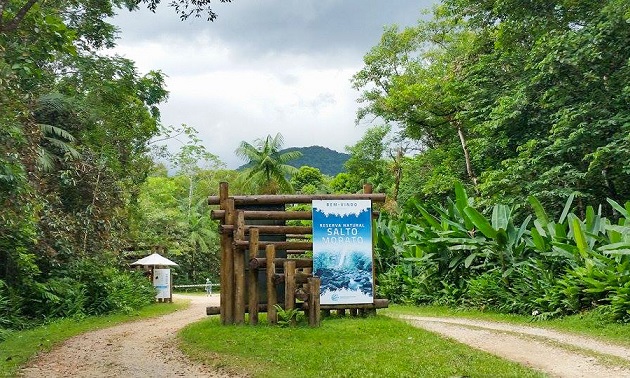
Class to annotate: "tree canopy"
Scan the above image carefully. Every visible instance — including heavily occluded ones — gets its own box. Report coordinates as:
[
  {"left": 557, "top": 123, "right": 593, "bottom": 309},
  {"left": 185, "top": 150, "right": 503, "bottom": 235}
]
[{"left": 353, "top": 0, "right": 630, "bottom": 214}]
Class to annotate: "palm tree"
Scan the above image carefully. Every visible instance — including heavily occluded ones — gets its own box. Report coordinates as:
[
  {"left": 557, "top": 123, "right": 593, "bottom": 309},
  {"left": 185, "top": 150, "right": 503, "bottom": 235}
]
[
  {"left": 235, "top": 133, "right": 301, "bottom": 194},
  {"left": 38, "top": 123, "right": 80, "bottom": 171}
]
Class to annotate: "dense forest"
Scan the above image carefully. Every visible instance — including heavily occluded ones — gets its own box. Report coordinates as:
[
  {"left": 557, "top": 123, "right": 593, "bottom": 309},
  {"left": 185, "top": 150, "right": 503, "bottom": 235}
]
[{"left": 1, "top": 0, "right": 629, "bottom": 339}]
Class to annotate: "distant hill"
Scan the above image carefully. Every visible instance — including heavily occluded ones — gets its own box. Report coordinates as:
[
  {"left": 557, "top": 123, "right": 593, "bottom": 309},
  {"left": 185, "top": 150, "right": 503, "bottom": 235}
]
[{"left": 237, "top": 146, "right": 349, "bottom": 176}]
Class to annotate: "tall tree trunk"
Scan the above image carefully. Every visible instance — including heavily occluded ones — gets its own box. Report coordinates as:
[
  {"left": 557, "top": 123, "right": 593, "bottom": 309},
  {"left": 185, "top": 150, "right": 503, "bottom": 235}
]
[
  {"left": 392, "top": 147, "right": 403, "bottom": 202},
  {"left": 452, "top": 118, "right": 478, "bottom": 188},
  {"left": 83, "top": 168, "right": 101, "bottom": 255}
]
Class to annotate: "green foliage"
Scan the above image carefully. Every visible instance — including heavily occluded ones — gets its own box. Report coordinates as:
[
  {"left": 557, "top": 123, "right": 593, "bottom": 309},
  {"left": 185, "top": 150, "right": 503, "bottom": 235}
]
[
  {"left": 344, "top": 125, "right": 393, "bottom": 194},
  {"left": 328, "top": 172, "right": 358, "bottom": 194},
  {"left": 235, "top": 133, "right": 301, "bottom": 194},
  {"left": 377, "top": 182, "right": 630, "bottom": 321},
  {"left": 353, "top": 0, "right": 630, "bottom": 214},
  {"left": 273, "top": 304, "right": 303, "bottom": 327},
  {"left": 130, "top": 162, "right": 226, "bottom": 284},
  {"left": 290, "top": 166, "right": 325, "bottom": 194}
]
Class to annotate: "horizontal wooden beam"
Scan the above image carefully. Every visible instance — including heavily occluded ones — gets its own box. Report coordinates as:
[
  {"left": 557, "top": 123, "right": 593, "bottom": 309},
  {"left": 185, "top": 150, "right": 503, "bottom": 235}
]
[
  {"left": 312, "top": 299, "right": 390, "bottom": 310},
  {"left": 208, "top": 193, "right": 386, "bottom": 206},
  {"left": 212, "top": 210, "right": 312, "bottom": 221},
  {"left": 249, "top": 257, "right": 313, "bottom": 270},
  {"left": 273, "top": 271, "right": 312, "bottom": 285},
  {"left": 206, "top": 299, "right": 389, "bottom": 316},
  {"left": 213, "top": 209, "right": 380, "bottom": 221},
  {"left": 235, "top": 240, "right": 313, "bottom": 251},
  {"left": 286, "top": 250, "right": 311, "bottom": 255},
  {"left": 220, "top": 225, "right": 312, "bottom": 235}
]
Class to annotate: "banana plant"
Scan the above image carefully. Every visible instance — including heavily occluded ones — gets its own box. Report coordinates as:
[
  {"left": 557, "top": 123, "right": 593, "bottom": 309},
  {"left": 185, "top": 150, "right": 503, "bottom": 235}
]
[
  {"left": 598, "top": 199, "right": 630, "bottom": 257},
  {"left": 463, "top": 204, "right": 532, "bottom": 281}
]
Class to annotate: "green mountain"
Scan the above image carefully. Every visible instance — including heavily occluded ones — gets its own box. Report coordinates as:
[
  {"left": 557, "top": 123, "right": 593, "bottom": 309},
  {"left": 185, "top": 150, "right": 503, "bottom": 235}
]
[{"left": 237, "top": 145, "right": 349, "bottom": 176}]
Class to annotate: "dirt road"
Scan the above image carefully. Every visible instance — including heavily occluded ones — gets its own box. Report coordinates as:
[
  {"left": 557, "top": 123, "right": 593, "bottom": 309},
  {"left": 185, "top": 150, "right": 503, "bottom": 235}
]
[
  {"left": 18, "top": 294, "right": 225, "bottom": 378},
  {"left": 18, "top": 295, "right": 630, "bottom": 378},
  {"left": 399, "top": 315, "right": 630, "bottom": 378}
]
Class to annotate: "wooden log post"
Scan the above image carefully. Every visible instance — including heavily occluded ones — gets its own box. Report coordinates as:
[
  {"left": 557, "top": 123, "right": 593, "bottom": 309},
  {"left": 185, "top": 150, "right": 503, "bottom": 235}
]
[
  {"left": 308, "top": 277, "right": 321, "bottom": 327},
  {"left": 266, "top": 245, "right": 278, "bottom": 324},
  {"left": 234, "top": 211, "right": 246, "bottom": 324},
  {"left": 284, "top": 260, "right": 297, "bottom": 326},
  {"left": 219, "top": 183, "right": 236, "bottom": 325},
  {"left": 364, "top": 183, "right": 378, "bottom": 310},
  {"left": 248, "top": 228, "right": 260, "bottom": 325}
]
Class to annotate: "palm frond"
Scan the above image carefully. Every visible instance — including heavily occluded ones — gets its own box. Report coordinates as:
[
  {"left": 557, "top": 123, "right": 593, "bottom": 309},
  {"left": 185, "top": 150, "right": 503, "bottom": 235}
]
[{"left": 39, "top": 124, "right": 76, "bottom": 142}]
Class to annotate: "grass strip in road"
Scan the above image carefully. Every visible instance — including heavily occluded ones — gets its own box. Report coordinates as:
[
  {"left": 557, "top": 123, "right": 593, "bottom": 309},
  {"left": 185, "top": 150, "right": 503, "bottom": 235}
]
[
  {"left": 384, "top": 305, "right": 630, "bottom": 347},
  {"left": 179, "top": 315, "right": 545, "bottom": 378},
  {"left": 0, "top": 301, "right": 186, "bottom": 377}
]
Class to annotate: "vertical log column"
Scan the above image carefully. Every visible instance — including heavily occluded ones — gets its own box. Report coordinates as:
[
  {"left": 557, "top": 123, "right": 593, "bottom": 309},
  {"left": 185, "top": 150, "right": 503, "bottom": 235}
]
[
  {"left": 248, "top": 228, "right": 260, "bottom": 325},
  {"left": 234, "top": 211, "right": 246, "bottom": 324},
  {"left": 266, "top": 245, "right": 277, "bottom": 324},
  {"left": 219, "top": 183, "right": 236, "bottom": 325},
  {"left": 308, "top": 277, "right": 321, "bottom": 327},
  {"left": 364, "top": 183, "right": 376, "bottom": 310},
  {"left": 284, "top": 260, "right": 296, "bottom": 326}
]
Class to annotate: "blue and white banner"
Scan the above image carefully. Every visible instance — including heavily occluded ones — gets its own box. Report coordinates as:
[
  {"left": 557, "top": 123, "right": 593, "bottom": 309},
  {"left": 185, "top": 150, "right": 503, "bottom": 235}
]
[{"left": 312, "top": 200, "right": 373, "bottom": 305}]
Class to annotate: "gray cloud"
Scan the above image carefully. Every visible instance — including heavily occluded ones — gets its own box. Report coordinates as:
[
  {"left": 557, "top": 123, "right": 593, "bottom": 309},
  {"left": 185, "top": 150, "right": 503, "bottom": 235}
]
[
  {"left": 115, "top": 1, "right": 434, "bottom": 59},
  {"left": 110, "top": 0, "right": 437, "bottom": 168}
]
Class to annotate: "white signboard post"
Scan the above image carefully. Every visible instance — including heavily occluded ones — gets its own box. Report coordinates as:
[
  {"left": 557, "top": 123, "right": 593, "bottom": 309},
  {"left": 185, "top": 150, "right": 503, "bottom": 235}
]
[
  {"left": 312, "top": 199, "right": 374, "bottom": 305},
  {"left": 153, "top": 268, "right": 171, "bottom": 300}
]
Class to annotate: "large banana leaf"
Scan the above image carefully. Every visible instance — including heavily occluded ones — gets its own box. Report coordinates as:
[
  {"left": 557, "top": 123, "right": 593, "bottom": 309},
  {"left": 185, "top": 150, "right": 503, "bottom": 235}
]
[
  {"left": 464, "top": 206, "right": 497, "bottom": 239},
  {"left": 528, "top": 195, "right": 549, "bottom": 226},
  {"left": 607, "top": 198, "right": 630, "bottom": 219}
]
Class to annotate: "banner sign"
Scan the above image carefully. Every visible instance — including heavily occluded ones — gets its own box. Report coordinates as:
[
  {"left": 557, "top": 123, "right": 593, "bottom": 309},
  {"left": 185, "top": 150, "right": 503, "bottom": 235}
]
[
  {"left": 153, "top": 268, "right": 171, "bottom": 299},
  {"left": 312, "top": 199, "right": 373, "bottom": 305}
]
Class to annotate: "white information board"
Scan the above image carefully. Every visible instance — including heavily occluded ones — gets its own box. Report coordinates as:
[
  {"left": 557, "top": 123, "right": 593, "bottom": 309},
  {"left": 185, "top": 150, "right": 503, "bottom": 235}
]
[{"left": 153, "top": 268, "right": 171, "bottom": 299}]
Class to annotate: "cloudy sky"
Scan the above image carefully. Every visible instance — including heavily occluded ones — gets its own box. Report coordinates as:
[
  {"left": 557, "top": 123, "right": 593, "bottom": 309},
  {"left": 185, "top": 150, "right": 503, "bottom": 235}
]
[{"left": 110, "top": 1, "right": 437, "bottom": 168}]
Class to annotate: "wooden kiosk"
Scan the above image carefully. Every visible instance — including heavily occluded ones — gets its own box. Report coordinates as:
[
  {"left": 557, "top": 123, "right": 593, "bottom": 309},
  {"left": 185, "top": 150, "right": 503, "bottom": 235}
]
[{"left": 207, "top": 182, "right": 388, "bottom": 326}]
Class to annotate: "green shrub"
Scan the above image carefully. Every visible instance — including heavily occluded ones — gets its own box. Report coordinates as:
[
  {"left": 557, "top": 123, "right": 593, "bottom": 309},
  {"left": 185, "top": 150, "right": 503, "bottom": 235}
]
[
  {"left": 65, "top": 258, "right": 154, "bottom": 315},
  {"left": 377, "top": 183, "right": 630, "bottom": 321}
]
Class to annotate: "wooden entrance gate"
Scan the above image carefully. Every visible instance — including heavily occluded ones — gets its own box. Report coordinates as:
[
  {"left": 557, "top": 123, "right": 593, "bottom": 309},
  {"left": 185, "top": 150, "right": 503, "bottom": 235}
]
[{"left": 207, "top": 182, "right": 388, "bottom": 326}]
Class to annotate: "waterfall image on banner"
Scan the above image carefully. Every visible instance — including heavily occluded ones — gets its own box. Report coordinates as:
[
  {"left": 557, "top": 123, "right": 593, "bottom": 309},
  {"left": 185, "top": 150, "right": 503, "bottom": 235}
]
[{"left": 312, "top": 199, "right": 373, "bottom": 305}]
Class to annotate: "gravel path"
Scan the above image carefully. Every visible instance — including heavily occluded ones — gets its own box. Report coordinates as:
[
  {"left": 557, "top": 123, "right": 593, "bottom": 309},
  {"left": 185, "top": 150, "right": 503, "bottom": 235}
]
[
  {"left": 18, "top": 294, "right": 227, "bottom": 378},
  {"left": 398, "top": 315, "right": 630, "bottom": 378}
]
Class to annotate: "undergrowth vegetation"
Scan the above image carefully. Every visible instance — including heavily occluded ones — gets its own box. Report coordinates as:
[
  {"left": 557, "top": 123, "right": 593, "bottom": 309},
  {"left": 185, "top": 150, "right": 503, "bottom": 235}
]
[
  {"left": 0, "top": 256, "right": 155, "bottom": 341},
  {"left": 376, "top": 183, "right": 630, "bottom": 322}
]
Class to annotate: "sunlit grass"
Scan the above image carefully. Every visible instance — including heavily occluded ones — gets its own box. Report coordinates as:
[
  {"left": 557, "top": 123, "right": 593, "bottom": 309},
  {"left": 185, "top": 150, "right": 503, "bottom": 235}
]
[
  {"left": 179, "top": 314, "right": 545, "bottom": 378},
  {"left": 0, "top": 301, "right": 186, "bottom": 377}
]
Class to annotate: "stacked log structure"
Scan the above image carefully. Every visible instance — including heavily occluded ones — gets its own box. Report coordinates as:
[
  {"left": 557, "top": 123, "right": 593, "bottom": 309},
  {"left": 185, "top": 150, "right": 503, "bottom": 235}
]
[{"left": 208, "top": 182, "right": 388, "bottom": 326}]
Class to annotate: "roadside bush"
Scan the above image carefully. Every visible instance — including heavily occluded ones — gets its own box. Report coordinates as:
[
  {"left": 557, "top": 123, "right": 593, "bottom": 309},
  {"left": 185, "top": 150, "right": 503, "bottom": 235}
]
[
  {"left": 377, "top": 183, "right": 630, "bottom": 321},
  {"left": 34, "top": 277, "right": 87, "bottom": 319},
  {"left": 377, "top": 265, "right": 436, "bottom": 305},
  {"left": 69, "top": 258, "right": 154, "bottom": 315},
  {"left": 462, "top": 271, "right": 510, "bottom": 311},
  {"left": 0, "top": 279, "right": 27, "bottom": 333}
]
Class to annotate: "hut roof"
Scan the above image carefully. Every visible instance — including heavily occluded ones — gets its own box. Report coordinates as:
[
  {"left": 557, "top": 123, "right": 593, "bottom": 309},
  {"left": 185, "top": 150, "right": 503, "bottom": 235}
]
[{"left": 130, "top": 253, "right": 178, "bottom": 266}]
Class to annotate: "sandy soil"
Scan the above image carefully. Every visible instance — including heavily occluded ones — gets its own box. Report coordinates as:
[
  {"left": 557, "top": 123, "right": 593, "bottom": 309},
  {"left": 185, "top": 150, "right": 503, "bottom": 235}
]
[
  {"left": 18, "top": 294, "right": 227, "bottom": 378},
  {"left": 18, "top": 296, "right": 630, "bottom": 378},
  {"left": 398, "top": 315, "right": 630, "bottom": 378}
]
